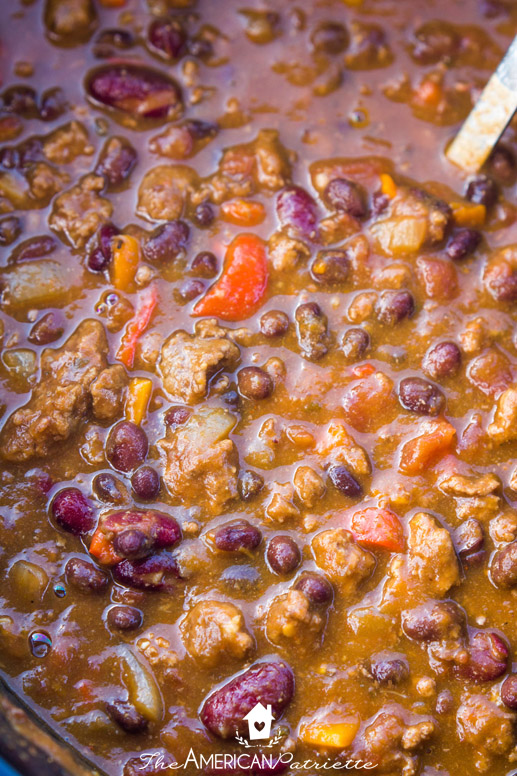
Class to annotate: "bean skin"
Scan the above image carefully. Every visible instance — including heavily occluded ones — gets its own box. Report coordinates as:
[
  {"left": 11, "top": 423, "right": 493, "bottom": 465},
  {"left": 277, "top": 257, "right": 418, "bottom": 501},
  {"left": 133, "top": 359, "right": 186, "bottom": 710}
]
[
  {"left": 28, "top": 311, "right": 65, "bottom": 346},
  {"left": 51, "top": 488, "right": 95, "bottom": 535},
  {"left": 341, "top": 328, "right": 369, "bottom": 362},
  {"left": 370, "top": 651, "right": 409, "bottom": 685},
  {"left": 322, "top": 178, "right": 366, "bottom": 217},
  {"left": 423, "top": 342, "right": 461, "bottom": 380},
  {"left": 501, "top": 674, "right": 517, "bottom": 709},
  {"left": 490, "top": 541, "right": 517, "bottom": 588},
  {"left": 213, "top": 520, "right": 262, "bottom": 553},
  {"left": 106, "top": 699, "right": 149, "bottom": 734},
  {"left": 376, "top": 290, "right": 415, "bottom": 325},
  {"left": 457, "top": 630, "right": 509, "bottom": 682},
  {"left": 294, "top": 572, "right": 333, "bottom": 605},
  {"left": 65, "top": 557, "right": 109, "bottom": 593},
  {"left": 260, "top": 310, "right": 289, "bottom": 338},
  {"left": 238, "top": 470, "right": 264, "bottom": 501},
  {"left": 92, "top": 472, "right": 126, "bottom": 504},
  {"left": 237, "top": 367, "right": 273, "bottom": 400},
  {"left": 106, "top": 421, "right": 148, "bottom": 473},
  {"left": 398, "top": 376, "right": 444, "bottom": 415},
  {"left": 107, "top": 605, "right": 143, "bottom": 631},
  {"left": 328, "top": 465, "right": 362, "bottom": 498},
  {"left": 267, "top": 535, "right": 301, "bottom": 575},
  {"left": 311, "top": 250, "right": 350, "bottom": 285},
  {"left": 465, "top": 175, "right": 498, "bottom": 208}
]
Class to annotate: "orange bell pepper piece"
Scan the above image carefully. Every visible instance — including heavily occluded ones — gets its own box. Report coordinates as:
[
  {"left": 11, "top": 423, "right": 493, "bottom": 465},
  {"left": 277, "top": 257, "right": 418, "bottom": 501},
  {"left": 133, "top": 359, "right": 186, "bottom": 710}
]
[
  {"left": 125, "top": 377, "right": 153, "bottom": 425},
  {"left": 299, "top": 716, "right": 360, "bottom": 749},
  {"left": 111, "top": 235, "right": 140, "bottom": 292},
  {"left": 220, "top": 199, "right": 266, "bottom": 227},
  {"left": 117, "top": 283, "right": 158, "bottom": 369},
  {"left": 380, "top": 173, "right": 397, "bottom": 199},
  {"left": 351, "top": 507, "right": 404, "bottom": 552},
  {"left": 89, "top": 530, "right": 121, "bottom": 566}
]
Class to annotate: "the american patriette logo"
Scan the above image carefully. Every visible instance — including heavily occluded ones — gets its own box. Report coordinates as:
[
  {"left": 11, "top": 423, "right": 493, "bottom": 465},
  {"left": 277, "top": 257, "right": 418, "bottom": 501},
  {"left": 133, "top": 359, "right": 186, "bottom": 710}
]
[{"left": 243, "top": 702, "right": 275, "bottom": 740}]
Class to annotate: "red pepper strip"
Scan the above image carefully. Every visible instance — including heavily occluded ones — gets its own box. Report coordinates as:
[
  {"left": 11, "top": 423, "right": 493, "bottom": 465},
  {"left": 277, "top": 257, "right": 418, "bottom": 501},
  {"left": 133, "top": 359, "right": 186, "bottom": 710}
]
[
  {"left": 192, "top": 233, "right": 268, "bottom": 322},
  {"left": 351, "top": 507, "right": 404, "bottom": 553},
  {"left": 116, "top": 283, "right": 158, "bottom": 369}
]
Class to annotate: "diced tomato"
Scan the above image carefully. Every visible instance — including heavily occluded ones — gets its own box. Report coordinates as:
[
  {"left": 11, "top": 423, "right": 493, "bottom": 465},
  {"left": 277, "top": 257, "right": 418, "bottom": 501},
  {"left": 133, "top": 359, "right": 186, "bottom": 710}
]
[
  {"left": 399, "top": 418, "right": 456, "bottom": 475},
  {"left": 351, "top": 363, "right": 376, "bottom": 378},
  {"left": 220, "top": 199, "right": 266, "bottom": 227},
  {"left": 89, "top": 529, "right": 121, "bottom": 566},
  {"left": 192, "top": 233, "right": 268, "bottom": 322},
  {"left": 351, "top": 507, "right": 404, "bottom": 552},
  {"left": 116, "top": 283, "right": 158, "bottom": 369}
]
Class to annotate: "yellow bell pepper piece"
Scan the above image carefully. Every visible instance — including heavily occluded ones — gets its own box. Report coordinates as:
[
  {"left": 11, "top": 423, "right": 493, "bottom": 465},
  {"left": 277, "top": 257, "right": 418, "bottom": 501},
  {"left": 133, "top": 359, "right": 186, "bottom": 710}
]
[
  {"left": 125, "top": 377, "right": 152, "bottom": 425},
  {"left": 111, "top": 235, "right": 140, "bottom": 292},
  {"left": 380, "top": 173, "right": 397, "bottom": 199},
  {"left": 299, "top": 717, "right": 360, "bottom": 749},
  {"left": 450, "top": 201, "right": 486, "bottom": 228}
]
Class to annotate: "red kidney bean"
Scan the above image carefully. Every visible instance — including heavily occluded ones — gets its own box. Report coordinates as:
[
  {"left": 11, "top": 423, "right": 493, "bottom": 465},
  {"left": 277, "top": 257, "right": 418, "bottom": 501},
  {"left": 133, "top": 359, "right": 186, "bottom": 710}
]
[
  {"left": 322, "top": 178, "right": 366, "bottom": 217},
  {"left": 113, "top": 553, "right": 180, "bottom": 591},
  {"left": 377, "top": 290, "right": 415, "bottom": 325},
  {"left": 86, "top": 63, "right": 183, "bottom": 121},
  {"left": 0, "top": 215, "right": 21, "bottom": 246},
  {"left": 101, "top": 509, "right": 182, "bottom": 557},
  {"left": 106, "top": 421, "right": 148, "bottom": 473},
  {"left": 276, "top": 185, "right": 318, "bottom": 241},
  {"left": 465, "top": 175, "right": 498, "bottom": 208},
  {"left": 143, "top": 220, "right": 190, "bottom": 264},
  {"left": 327, "top": 464, "right": 362, "bottom": 498},
  {"left": 65, "top": 557, "right": 109, "bottom": 593},
  {"left": 310, "top": 250, "right": 350, "bottom": 285},
  {"left": 446, "top": 229, "right": 481, "bottom": 261},
  {"left": 148, "top": 17, "right": 187, "bottom": 60},
  {"left": 106, "top": 699, "right": 149, "bottom": 734},
  {"left": 11, "top": 235, "right": 57, "bottom": 261},
  {"left": 501, "top": 674, "right": 517, "bottom": 709},
  {"left": 95, "top": 136, "right": 137, "bottom": 189},
  {"left": 398, "top": 376, "right": 444, "bottom": 415},
  {"left": 293, "top": 572, "right": 333, "bottom": 605},
  {"left": 267, "top": 535, "right": 301, "bottom": 575},
  {"left": 490, "top": 541, "right": 517, "bottom": 588},
  {"left": 422, "top": 341, "right": 461, "bottom": 379},
  {"left": 238, "top": 366, "right": 273, "bottom": 400},
  {"left": 238, "top": 470, "right": 265, "bottom": 501},
  {"left": 311, "top": 22, "right": 349, "bottom": 54},
  {"left": 260, "top": 310, "right": 289, "bottom": 338},
  {"left": 92, "top": 472, "right": 126, "bottom": 504},
  {"left": 200, "top": 660, "right": 295, "bottom": 738},
  {"left": 458, "top": 630, "right": 509, "bottom": 682},
  {"left": 28, "top": 311, "right": 65, "bottom": 346},
  {"left": 214, "top": 520, "right": 262, "bottom": 552},
  {"left": 341, "top": 327, "right": 369, "bottom": 362},
  {"left": 107, "top": 605, "right": 143, "bottom": 631},
  {"left": 370, "top": 651, "right": 409, "bottom": 685},
  {"left": 164, "top": 405, "right": 191, "bottom": 426},
  {"left": 51, "top": 488, "right": 95, "bottom": 535},
  {"left": 131, "top": 467, "right": 160, "bottom": 501},
  {"left": 402, "top": 600, "right": 466, "bottom": 642}
]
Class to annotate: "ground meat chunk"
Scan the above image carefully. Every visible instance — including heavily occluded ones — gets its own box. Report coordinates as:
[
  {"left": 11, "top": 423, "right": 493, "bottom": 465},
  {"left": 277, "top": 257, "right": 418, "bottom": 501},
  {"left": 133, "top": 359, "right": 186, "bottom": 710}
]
[
  {"left": 457, "top": 694, "right": 516, "bottom": 763},
  {"left": 353, "top": 703, "right": 436, "bottom": 775},
  {"left": 45, "top": 0, "right": 97, "bottom": 40},
  {"left": 157, "top": 407, "right": 239, "bottom": 515},
  {"left": 49, "top": 174, "right": 112, "bottom": 248},
  {"left": 43, "top": 122, "right": 94, "bottom": 165},
  {"left": 137, "top": 164, "right": 199, "bottom": 221},
  {"left": 265, "top": 482, "right": 300, "bottom": 522},
  {"left": 407, "top": 512, "right": 460, "bottom": 596},
  {"left": 267, "top": 232, "right": 310, "bottom": 272},
  {"left": 265, "top": 590, "right": 324, "bottom": 646},
  {"left": 90, "top": 364, "right": 128, "bottom": 422},
  {"left": 312, "top": 528, "right": 375, "bottom": 594},
  {"left": 1, "top": 320, "right": 109, "bottom": 462},
  {"left": 440, "top": 472, "right": 500, "bottom": 497},
  {"left": 159, "top": 328, "right": 240, "bottom": 404},
  {"left": 253, "top": 128, "right": 292, "bottom": 190},
  {"left": 293, "top": 465, "right": 326, "bottom": 507},
  {"left": 27, "top": 162, "right": 68, "bottom": 202},
  {"left": 181, "top": 601, "right": 253, "bottom": 668},
  {"left": 488, "top": 386, "right": 517, "bottom": 443}
]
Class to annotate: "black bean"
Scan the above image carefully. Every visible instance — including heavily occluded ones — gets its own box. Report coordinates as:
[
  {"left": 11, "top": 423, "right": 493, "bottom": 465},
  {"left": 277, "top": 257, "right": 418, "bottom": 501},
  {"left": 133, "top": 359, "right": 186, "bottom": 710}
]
[
  {"left": 95, "top": 136, "right": 137, "bottom": 189},
  {"left": 370, "top": 651, "right": 409, "bottom": 685},
  {"left": 371, "top": 191, "right": 389, "bottom": 216},
  {"left": 402, "top": 600, "right": 465, "bottom": 642},
  {"left": 411, "top": 20, "right": 459, "bottom": 64},
  {"left": 106, "top": 421, "right": 148, "bottom": 473},
  {"left": 178, "top": 278, "right": 204, "bottom": 302},
  {"left": 455, "top": 518, "right": 484, "bottom": 564},
  {"left": 185, "top": 119, "right": 219, "bottom": 141},
  {"left": 106, "top": 699, "right": 148, "bottom": 734},
  {"left": 294, "top": 572, "right": 333, "bottom": 605},
  {"left": 398, "top": 376, "right": 444, "bottom": 416},
  {"left": 310, "top": 21, "right": 349, "bottom": 54},
  {"left": 28, "top": 311, "right": 65, "bottom": 346},
  {"left": 322, "top": 178, "right": 366, "bottom": 217},
  {"left": 237, "top": 366, "right": 273, "bottom": 400},
  {"left": 194, "top": 200, "right": 215, "bottom": 227},
  {"left": 191, "top": 251, "right": 218, "bottom": 278},
  {"left": 223, "top": 390, "right": 240, "bottom": 409},
  {"left": 238, "top": 470, "right": 264, "bottom": 501},
  {"left": 311, "top": 250, "right": 350, "bottom": 285},
  {"left": 295, "top": 302, "right": 329, "bottom": 360},
  {"left": 87, "top": 246, "right": 109, "bottom": 273},
  {"left": 376, "top": 290, "right": 415, "bottom": 325},
  {"left": 11, "top": 235, "right": 57, "bottom": 262},
  {"left": 221, "top": 565, "right": 260, "bottom": 595},
  {"left": 51, "top": 488, "right": 95, "bottom": 535},
  {"left": 423, "top": 341, "right": 461, "bottom": 379},
  {"left": 113, "top": 529, "right": 152, "bottom": 560},
  {"left": 92, "top": 472, "right": 126, "bottom": 504},
  {"left": 39, "top": 88, "right": 67, "bottom": 121},
  {"left": 341, "top": 328, "right": 369, "bottom": 362},
  {"left": 164, "top": 405, "right": 191, "bottom": 426},
  {"left": 458, "top": 630, "right": 509, "bottom": 682},
  {"left": 0, "top": 215, "right": 21, "bottom": 246},
  {"left": 490, "top": 541, "right": 517, "bottom": 588},
  {"left": 267, "top": 535, "right": 301, "bottom": 575},
  {"left": 107, "top": 605, "right": 143, "bottom": 632},
  {"left": 113, "top": 553, "right": 180, "bottom": 591},
  {"left": 489, "top": 145, "right": 517, "bottom": 185},
  {"left": 446, "top": 229, "right": 481, "bottom": 261},
  {"left": 465, "top": 175, "right": 498, "bottom": 208},
  {"left": 95, "top": 28, "right": 135, "bottom": 50},
  {"left": 327, "top": 464, "right": 362, "bottom": 497},
  {"left": 65, "top": 557, "right": 109, "bottom": 593},
  {"left": 188, "top": 36, "right": 213, "bottom": 60},
  {"left": 260, "top": 310, "right": 289, "bottom": 338},
  {"left": 501, "top": 674, "right": 517, "bottom": 710},
  {"left": 144, "top": 220, "right": 190, "bottom": 264},
  {"left": 131, "top": 467, "right": 160, "bottom": 501},
  {"left": 213, "top": 520, "right": 262, "bottom": 552}
]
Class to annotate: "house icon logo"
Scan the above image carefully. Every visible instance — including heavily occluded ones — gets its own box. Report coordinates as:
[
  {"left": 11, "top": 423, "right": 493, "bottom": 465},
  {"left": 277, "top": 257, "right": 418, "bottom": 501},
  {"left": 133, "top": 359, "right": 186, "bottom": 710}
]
[{"left": 243, "top": 702, "right": 275, "bottom": 741}]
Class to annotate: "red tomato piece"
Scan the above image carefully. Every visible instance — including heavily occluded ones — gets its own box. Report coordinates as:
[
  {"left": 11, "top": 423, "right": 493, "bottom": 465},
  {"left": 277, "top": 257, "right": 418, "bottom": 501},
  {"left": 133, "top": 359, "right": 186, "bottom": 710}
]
[
  {"left": 351, "top": 507, "right": 404, "bottom": 552},
  {"left": 116, "top": 283, "right": 158, "bottom": 369}
]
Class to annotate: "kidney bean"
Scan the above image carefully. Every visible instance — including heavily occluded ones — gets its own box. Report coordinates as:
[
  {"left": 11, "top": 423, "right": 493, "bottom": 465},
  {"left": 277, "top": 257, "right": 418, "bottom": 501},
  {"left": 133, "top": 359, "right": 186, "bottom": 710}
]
[
  {"left": 455, "top": 519, "right": 484, "bottom": 564},
  {"left": 371, "top": 191, "right": 389, "bottom": 216},
  {"left": 39, "top": 88, "right": 67, "bottom": 121},
  {"left": 11, "top": 235, "right": 57, "bottom": 262},
  {"left": 194, "top": 200, "right": 215, "bottom": 227},
  {"left": 87, "top": 247, "right": 109, "bottom": 273},
  {"left": 114, "top": 529, "right": 152, "bottom": 560},
  {"left": 148, "top": 17, "right": 187, "bottom": 60},
  {"left": 106, "top": 421, "right": 148, "bottom": 473},
  {"left": 106, "top": 699, "right": 149, "bottom": 734},
  {"left": 0, "top": 215, "right": 21, "bottom": 246},
  {"left": 95, "top": 136, "right": 137, "bottom": 189},
  {"left": 376, "top": 290, "right": 415, "bottom": 325},
  {"left": 295, "top": 302, "right": 328, "bottom": 360},
  {"left": 214, "top": 520, "right": 262, "bottom": 553},
  {"left": 398, "top": 376, "right": 444, "bottom": 416},
  {"left": 446, "top": 229, "right": 481, "bottom": 261},
  {"left": 501, "top": 674, "right": 517, "bottom": 709},
  {"left": 402, "top": 600, "right": 466, "bottom": 642},
  {"left": 322, "top": 178, "right": 366, "bottom": 217},
  {"left": 191, "top": 251, "right": 218, "bottom": 278},
  {"left": 113, "top": 553, "right": 180, "bottom": 591},
  {"left": 423, "top": 341, "right": 461, "bottom": 380},
  {"left": 86, "top": 63, "right": 183, "bottom": 121},
  {"left": 98, "top": 221, "right": 119, "bottom": 260},
  {"left": 92, "top": 472, "right": 126, "bottom": 504},
  {"left": 65, "top": 557, "right": 109, "bottom": 593},
  {"left": 311, "top": 250, "right": 350, "bottom": 285},
  {"left": 260, "top": 310, "right": 289, "bottom": 338},
  {"left": 3, "top": 85, "right": 38, "bottom": 117},
  {"left": 327, "top": 464, "right": 362, "bottom": 498},
  {"left": 28, "top": 311, "right": 65, "bottom": 346},
  {"left": 200, "top": 660, "right": 295, "bottom": 738},
  {"left": 489, "top": 145, "right": 517, "bottom": 185},
  {"left": 490, "top": 541, "right": 517, "bottom": 588},
  {"left": 164, "top": 405, "right": 191, "bottom": 426},
  {"left": 51, "top": 488, "right": 95, "bottom": 535},
  {"left": 131, "top": 467, "right": 160, "bottom": 501},
  {"left": 342, "top": 327, "right": 370, "bottom": 362},
  {"left": 143, "top": 220, "right": 189, "bottom": 264},
  {"left": 370, "top": 651, "right": 409, "bottom": 685},
  {"left": 102, "top": 509, "right": 181, "bottom": 556},
  {"left": 267, "top": 535, "right": 301, "bottom": 575},
  {"left": 178, "top": 278, "right": 204, "bottom": 302},
  {"left": 310, "top": 21, "right": 349, "bottom": 54},
  {"left": 238, "top": 367, "right": 273, "bottom": 400},
  {"left": 458, "top": 630, "right": 509, "bottom": 682},
  {"left": 294, "top": 572, "right": 333, "bottom": 605},
  {"left": 465, "top": 175, "right": 498, "bottom": 208},
  {"left": 238, "top": 470, "right": 265, "bottom": 501},
  {"left": 276, "top": 185, "right": 318, "bottom": 241},
  {"left": 107, "top": 605, "right": 143, "bottom": 632}
]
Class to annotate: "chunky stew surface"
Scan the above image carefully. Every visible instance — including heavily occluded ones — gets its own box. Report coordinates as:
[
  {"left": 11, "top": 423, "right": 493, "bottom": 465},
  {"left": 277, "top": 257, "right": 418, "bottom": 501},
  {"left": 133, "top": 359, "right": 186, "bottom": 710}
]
[{"left": 2, "top": 1, "right": 517, "bottom": 774}]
